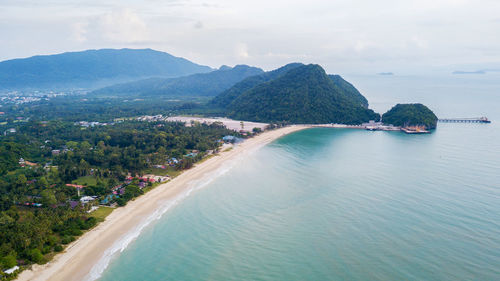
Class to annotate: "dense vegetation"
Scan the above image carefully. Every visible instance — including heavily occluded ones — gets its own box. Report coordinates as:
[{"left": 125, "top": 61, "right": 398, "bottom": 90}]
[
  {"left": 0, "top": 95, "right": 221, "bottom": 123},
  {"left": 0, "top": 49, "right": 212, "bottom": 89},
  {"left": 214, "top": 64, "right": 380, "bottom": 124},
  {"left": 382, "top": 103, "right": 438, "bottom": 129},
  {"left": 328, "top": 75, "right": 368, "bottom": 108},
  {"left": 92, "top": 65, "right": 263, "bottom": 97},
  {"left": 210, "top": 63, "right": 304, "bottom": 108},
  {"left": 0, "top": 120, "right": 236, "bottom": 276}
]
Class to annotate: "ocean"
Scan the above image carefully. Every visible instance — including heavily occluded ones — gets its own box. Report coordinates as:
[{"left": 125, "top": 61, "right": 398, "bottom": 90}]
[{"left": 97, "top": 73, "right": 500, "bottom": 281}]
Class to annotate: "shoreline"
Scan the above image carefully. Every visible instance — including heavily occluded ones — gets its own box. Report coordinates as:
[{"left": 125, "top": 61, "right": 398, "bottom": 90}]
[{"left": 17, "top": 125, "right": 309, "bottom": 281}]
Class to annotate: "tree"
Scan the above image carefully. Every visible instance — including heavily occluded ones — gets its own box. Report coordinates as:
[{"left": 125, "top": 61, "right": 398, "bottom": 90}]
[
  {"left": 17, "top": 174, "right": 27, "bottom": 186},
  {"left": 1, "top": 254, "right": 17, "bottom": 269},
  {"left": 41, "top": 190, "right": 57, "bottom": 205},
  {"left": 29, "top": 248, "right": 44, "bottom": 264},
  {"left": 37, "top": 177, "right": 49, "bottom": 189}
]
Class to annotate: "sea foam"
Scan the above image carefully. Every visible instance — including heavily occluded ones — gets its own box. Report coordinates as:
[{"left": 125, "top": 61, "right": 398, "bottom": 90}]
[{"left": 84, "top": 156, "right": 242, "bottom": 281}]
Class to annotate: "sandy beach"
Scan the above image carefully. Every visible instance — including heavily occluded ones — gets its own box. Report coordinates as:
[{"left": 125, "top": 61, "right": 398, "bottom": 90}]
[{"left": 17, "top": 125, "right": 308, "bottom": 281}]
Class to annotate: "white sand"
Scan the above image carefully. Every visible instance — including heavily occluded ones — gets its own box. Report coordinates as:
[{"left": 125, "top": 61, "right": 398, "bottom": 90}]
[
  {"left": 166, "top": 116, "right": 269, "bottom": 132},
  {"left": 17, "top": 125, "right": 309, "bottom": 281}
]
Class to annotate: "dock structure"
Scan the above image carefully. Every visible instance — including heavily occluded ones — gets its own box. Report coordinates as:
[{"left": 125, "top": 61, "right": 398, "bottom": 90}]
[{"left": 438, "top": 117, "right": 491, "bottom": 123}]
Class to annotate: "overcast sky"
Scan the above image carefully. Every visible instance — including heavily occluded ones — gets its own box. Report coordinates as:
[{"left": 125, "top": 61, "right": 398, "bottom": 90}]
[{"left": 1, "top": 0, "right": 499, "bottom": 74}]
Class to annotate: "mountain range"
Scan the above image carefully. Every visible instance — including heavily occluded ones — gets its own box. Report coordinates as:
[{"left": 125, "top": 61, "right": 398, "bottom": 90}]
[
  {"left": 91, "top": 65, "right": 263, "bottom": 97},
  {"left": 0, "top": 49, "right": 212, "bottom": 89}
]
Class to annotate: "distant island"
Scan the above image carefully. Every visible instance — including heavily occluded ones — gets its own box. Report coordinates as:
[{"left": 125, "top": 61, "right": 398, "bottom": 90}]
[
  {"left": 382, "top": 103, "right": 438, "bottom": 130},
  {"left": 377, "top": 72, "right": 394, "bottom": 76},
  {"left": 452, "top": 70, "right": 486, "bottom": 75}
]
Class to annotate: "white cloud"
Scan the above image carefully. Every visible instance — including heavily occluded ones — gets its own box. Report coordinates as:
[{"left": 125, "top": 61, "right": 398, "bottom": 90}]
[
  {"left": 1, "top": 0, "right": 500, "bottom": 73},
  {"left": 72, "top": 22, "right": 89, "bottom": 43},
  {"left": 235, "top": 43, "right": 249, "bottom": 59},
  {"left": 98, "top": 8, "right": 150, "bottom": 43}
]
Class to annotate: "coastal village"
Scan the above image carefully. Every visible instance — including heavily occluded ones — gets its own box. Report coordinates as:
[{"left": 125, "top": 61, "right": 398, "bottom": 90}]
[{"left": 13, "top": 134, "right": 238, "bottom": 214}]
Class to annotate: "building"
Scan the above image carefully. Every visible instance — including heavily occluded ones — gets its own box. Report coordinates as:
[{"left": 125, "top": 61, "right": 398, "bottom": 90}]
[
  {"left": 4, "top": 266, "right": 19, "bottom": 275},
  {"left": 222, "top": 135, "right": 236, "bottom": 142},
  {"left": 80, "top": 196, "right": 96, "bottom": 204},
  {"left": 66, "top": 184, "right": 85, "bottom": 196},
  {"left": 141, "top": 174, "right": 170, "bottom": 183}
]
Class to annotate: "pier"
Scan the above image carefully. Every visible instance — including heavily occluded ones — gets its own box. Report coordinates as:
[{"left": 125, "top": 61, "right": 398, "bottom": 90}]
[{"left": 438, "top": 117, "right": 491, "bottom": 123}]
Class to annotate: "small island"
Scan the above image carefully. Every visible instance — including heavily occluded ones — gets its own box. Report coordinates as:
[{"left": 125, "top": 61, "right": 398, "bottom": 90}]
[{"left": 382, "top": 103, "right": 438, "bottom": 133}]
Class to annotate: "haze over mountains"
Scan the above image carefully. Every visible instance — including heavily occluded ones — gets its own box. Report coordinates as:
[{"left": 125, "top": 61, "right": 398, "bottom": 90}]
[
  {"left": 92, "top": 65, "right": 263, "bottom": 97},
  {"left": 1, "top": 48, "right": 384, "bottom": 124},
  {"left": 0, "top": 49, "right": 212, "bottom": 90}
]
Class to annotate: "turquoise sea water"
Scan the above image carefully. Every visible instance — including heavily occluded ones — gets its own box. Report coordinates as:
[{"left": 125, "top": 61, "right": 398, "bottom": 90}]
[{"left": 98, "top": 74, "right": 500, "bottom": 281}]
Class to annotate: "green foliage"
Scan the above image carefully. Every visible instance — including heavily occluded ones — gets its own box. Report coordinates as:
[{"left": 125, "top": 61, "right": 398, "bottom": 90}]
[
  {"left": 215, "top": 64, "right": 380, "bottom": 124},
  {"left": 54, "top": 245, "right": 63, "bottom": 252},
  {"left": 210, "top": 63, "right": 303, "bottom": 108},
  {"left": 382, "top": 103, "right": 438, "bottom": 129},
  {"left": 92, "top": 65, "right": 263, "bottom": 97},
  {"left": 328, "top": 74, "right": 369, "bottom": 108},
  {"left": 40, "top": 190, "right": 57, "bottom": 206},
  {"left": 0, "top": 119, "right": 234, "bottom": 274},
  {"left": 0, "top": 254, "right": 16, "bottom": 269},
  {"left": 28, "top": 248, "right": 44, "bottom": 264}
]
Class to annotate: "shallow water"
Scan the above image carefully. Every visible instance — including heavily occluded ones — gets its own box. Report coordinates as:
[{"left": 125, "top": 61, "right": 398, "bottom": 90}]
[{"left": 98, "top": 74, "right": 500, "bottom": 281}]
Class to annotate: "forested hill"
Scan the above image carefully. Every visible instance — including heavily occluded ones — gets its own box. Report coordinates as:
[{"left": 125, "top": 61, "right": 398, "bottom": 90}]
[
  {"left": 382, "top": 103, "right": 438, "bottom": 129},
  {"left": 328, "top": 75, "right": 368, "bottom": 108},
  {"left": 210, "top": 63, "right": 303, "bottom": 107},
  {"left": 0, "top": 49, "right": 212, "bottom": 90},
  {"left": 212, "top": 64, "right": 379, "bottom": 124},
  {"left": 91, "top": 65, "right": 263, "bottom": 97}
]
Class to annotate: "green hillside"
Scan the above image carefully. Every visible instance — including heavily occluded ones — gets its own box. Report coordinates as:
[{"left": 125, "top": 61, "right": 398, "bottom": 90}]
[
  {"left": 92, "top": 65, "right": 263, "bottom": 97},
  {"left": 210, "top": 63, "right": 303, "bottom": 107},
  {"left": 328, "top": 75, "right": 369, "bottom": 108},
  {"left": 216, "top": 64, "right": 379, "bottom": 124}
]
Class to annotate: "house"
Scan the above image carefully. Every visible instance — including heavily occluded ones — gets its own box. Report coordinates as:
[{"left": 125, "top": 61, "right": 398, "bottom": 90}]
[
  {"left": 24, "top": 161, "right": 38, "bottom": 167},
  {"left": 141, "top": 174, "right": 170, "bottom": 183},
  {"left": 52, "top": 149, "right": 61, "bottom": 155},
  {"left": 66, "top": 184, "right": 85, "bottom": 188},
  {"left": 23, "top": 202, "right": 42, "bottom": 207},
  {"left": 80, "top": 196, "right": 96, "bottom": 204},
  {"left": 169, "top": 157, "right": 179, "bottom": 164},
  {"left": 185, "top": 152, "right": 198, "bottom": 158},
  {"left": 222, "top": 135, "right": 236, "bottom": 142},
  {"left": 4, "top": 266, "right": 19, "bottom": 275},
  {"left": 87, "top": 206, "right": 99, "bottom": 213}
]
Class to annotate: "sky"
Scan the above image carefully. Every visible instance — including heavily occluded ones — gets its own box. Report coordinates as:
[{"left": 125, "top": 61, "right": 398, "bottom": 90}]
[{"left": 1, "top": 0, "right": 499, "bottom": 74}]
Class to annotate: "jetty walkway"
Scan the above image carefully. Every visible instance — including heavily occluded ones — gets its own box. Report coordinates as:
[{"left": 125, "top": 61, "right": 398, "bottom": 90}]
[{"left": 438, "top": 117, "right": 491, "bottom": 123}]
